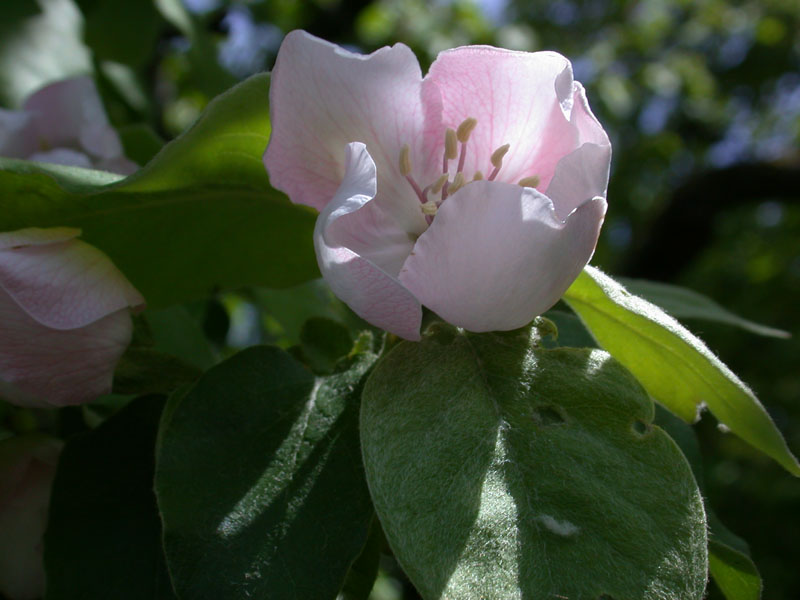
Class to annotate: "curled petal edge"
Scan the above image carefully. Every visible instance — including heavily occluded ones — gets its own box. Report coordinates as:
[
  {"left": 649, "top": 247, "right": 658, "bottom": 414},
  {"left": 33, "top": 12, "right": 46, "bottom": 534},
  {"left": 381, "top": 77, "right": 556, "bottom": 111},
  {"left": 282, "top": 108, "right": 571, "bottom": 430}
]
[{"left": 315, "top": 143, "right": 422, "bottom": 340}]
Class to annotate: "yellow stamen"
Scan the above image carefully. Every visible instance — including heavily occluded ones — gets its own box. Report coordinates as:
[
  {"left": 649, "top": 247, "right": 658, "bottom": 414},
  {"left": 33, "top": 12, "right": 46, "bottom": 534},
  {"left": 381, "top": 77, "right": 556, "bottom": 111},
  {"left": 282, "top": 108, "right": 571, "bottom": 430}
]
[
  {"left": 445, "top": 129, "right": 458, "bottom": 160},
  {"left": 449, "top": 172, "right": 466, "bottom": 194},
  {"left": 456, "top": 117, "right": 478, "bottom": 143},
  {"left": 421, "top": 201, "right": 438, "bottom": 215},
  {"left": 518, "top": 175, "right": 541, "bottom": 188},
  {"left": 431, "top": 174, "right": 448, "bottom": 194},
  {"left": 473, "top": 171, "right": 484, "bottom": 181},
  {"left": 399, "top": 144, "right": 412, "bottom": 176},
  {"left": 490, "top": 144, "right": 510, "bottom": 169}
]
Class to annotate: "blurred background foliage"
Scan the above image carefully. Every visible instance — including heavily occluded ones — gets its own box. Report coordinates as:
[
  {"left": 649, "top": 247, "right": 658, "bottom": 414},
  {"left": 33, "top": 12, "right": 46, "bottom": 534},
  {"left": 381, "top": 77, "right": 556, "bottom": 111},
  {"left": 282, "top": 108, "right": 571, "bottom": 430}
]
[{"left": 1, "top": 0, "right": 798, "bottom": 598}]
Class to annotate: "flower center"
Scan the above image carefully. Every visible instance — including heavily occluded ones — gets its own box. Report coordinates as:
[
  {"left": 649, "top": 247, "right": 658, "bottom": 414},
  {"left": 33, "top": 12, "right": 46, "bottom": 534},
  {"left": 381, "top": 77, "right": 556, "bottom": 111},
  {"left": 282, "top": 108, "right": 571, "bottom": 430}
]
[{"left": 400, "top": 117, "right": 541, "bottom": 222}]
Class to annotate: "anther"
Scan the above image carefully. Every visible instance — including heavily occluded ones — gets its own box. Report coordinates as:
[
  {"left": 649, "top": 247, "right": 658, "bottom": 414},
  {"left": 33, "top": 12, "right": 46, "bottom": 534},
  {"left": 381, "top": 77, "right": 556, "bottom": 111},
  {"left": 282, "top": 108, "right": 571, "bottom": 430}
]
[
  {"left": 399, "top": 145, "right": 412, "bottom": 176},
  {"left": 400, "top": 144, "right": 425, "bottom": 202},
  {"left": 445, "top": 129, "right": 458, "bottom": 161},
  {"left": 421, "top": 201, "right": 438, "bottom": 216},
  {"left": 488, "top": 143, "right": 510, "bottom": 181},
  {"left": 449, "top": 172, "right": 466, "bottom": 194},
  {"left": 456, "top": 117, "right": 478, "bottom": 143},
  {"left": 490, "top": 144, "right": 510, "bottom": 169},
  {"left": 431, "top": 174, "right": 448, "bottom": 194},
  {"left": 518, "top": 175, "right": 540, "bottom": 188},
  {"left": 473, "top": 171, "right": 484, "bottom": 181}
]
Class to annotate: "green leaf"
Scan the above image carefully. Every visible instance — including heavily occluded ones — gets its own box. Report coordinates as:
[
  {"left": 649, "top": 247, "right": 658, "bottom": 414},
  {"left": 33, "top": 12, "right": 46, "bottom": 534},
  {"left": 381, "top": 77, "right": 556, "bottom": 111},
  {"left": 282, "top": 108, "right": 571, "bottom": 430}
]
[
  {"left": 0, "top": 0, "right": 91, "bottom": 107},
  {"left": 113, "top": 347, "right": 201, "bottom": 396},
  {"left": 144, "top": 305, "right": 218, "bottom": 370},
  {"left": 155, "top": 346, "right": 377, "bottom": 600},
  {"left": 0, "top": 73, "right": 319, "bottom": 307},
  {"left": 361, "top": 326, "right": 707, "bottom": 600},
  {"left": 620, "top": 278, "right": 790, "bottom": 339},
  {"left": 118, "top": 123, "right": 165, "bottom": 166},
  {"left": 540, "top": 308, "right": 598, "bottom": 349},
  {"left": 654, "top": 408, "right": 762, "bottom": 600},
  {"left": 44, "top": 396, "right": 177, "bottom": 600},
  {"left": 256, "top": 279, "right": 368, "bottom": 348},
  {"left": 76, "top": 0, "right": 164, "bottom": 69},
  {"left": 337, "top": 516, "right": 384, "bottom": 600},
  {"left": 708, "top": 539, "right": 762, "bottom": 600},
  {"left": 299, "top": 317, "right": 354, "bottom": 374},
  {"left": 563, "top": 267, "right": 800, "bottom": 476}
]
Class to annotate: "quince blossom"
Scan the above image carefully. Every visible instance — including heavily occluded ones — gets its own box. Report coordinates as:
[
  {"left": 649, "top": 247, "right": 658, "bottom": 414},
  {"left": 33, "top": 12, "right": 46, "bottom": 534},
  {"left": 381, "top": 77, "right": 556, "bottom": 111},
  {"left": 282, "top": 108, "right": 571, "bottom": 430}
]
[
  {"left": 0, "top": 435, "right": 62, "bottom": 600},
  {"left": 265, "top": 31, "right": 611, "bottom": 340},
  {"left": 0, "top": 227, "right": 144, "bottom": 407},
  {"left": 0, "top": 76, "right": 136, "bottom": 174}
]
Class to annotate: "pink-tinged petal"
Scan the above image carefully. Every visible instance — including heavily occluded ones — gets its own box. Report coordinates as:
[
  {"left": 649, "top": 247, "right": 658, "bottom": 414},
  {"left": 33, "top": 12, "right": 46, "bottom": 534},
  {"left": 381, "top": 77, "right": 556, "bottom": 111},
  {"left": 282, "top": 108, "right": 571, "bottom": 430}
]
[
  {"left": 0, "top": 288, "right": 133, "bottom": 407},
  {"left": 425, "top": 47, "right": 579, "bottom": 189},
  {"left": 0, "top": 227, "right": 80, "bottom": 251},
  {"left": 571, "top": 82, "right": 611, "bottom": 147},
  {"left": 0, "top": 435, "right": 62, "bottom": 600},
  {"left": 0, "top": 233, "right": 145, "bottom": 330},
  {"left": 264, "top": 30, "right": 436, "bottom": 233},
  {"left": 28, "top": 147, "right": 93, "bottom": 169},
  {"left": 0, "top": 110, "right": 39, "bottom": 159},
  {"left": 315, "top": 143, "right": 422, "bottom": 340},
  {"left": 96, "top": 155, "right": 138, "bottom": 176},
  {"left": 23, "top": 76, "right": 123, "bottom": 161},
  {"left": 545, "top": 83, "right": 612, "bottom": 219},
  {"left": 399, "top": 181, "right": 607, "bottom": 332}
]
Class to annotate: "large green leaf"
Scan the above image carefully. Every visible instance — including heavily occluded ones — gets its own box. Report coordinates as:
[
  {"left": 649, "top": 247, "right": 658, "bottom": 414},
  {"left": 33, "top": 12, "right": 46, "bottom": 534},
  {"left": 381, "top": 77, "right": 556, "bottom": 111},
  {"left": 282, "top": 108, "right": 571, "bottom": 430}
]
[
  {"left": 563, "top": 267, "right": 800, "bottom": 477},
  {"left": 155, "top": 346, "right": 376, "bottom": 600},
  {"left": 654, "top": 408, "right": 762, "bottom": 600},
  {"left": 44, "top": 396, "right": 177, "bottom": 600},
  {"left": 362, "top": 326, "right": 707, "bottom": 600},
  {"left": 0, "top": 73, "right": 319, "bottom": 308},
  {"left": 620, "top": 278, "right": 789, "bottom": 339}
]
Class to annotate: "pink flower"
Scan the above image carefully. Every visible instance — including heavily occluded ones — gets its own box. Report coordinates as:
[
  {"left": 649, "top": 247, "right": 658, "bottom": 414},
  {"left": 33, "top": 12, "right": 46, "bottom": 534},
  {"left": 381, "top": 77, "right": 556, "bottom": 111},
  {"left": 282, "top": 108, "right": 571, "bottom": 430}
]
[
  {"left": 265, "top": 31, "right": 610, "bottom": 340},
  {"left": 0, "top": 227, "right": 145, "bottom": 407},
  {"left": 0, "top": 435, "right": 62, "bottom": 600},
  {"left": 0, "top": 76, "right": 137, "bottom": 175}
]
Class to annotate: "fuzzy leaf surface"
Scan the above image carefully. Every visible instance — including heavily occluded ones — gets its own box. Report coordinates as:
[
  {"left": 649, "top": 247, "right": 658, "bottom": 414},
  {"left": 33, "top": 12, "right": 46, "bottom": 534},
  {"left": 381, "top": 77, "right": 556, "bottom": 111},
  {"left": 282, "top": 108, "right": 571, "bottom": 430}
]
[{"left": 361, "top": 327, "right": 707, "bottom": 600}]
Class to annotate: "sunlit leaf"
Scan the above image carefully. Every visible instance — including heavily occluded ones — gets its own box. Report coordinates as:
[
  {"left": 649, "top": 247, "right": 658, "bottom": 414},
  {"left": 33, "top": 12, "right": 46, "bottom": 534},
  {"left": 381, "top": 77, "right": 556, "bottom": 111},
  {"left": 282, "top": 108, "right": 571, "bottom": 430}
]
[
  {"left": 564, "top": 266, "right": 800, "bottom": 476},
  {"left": 362, "top": 325, "right": 707, "bottom": 600},
  {"left": 155, "top": 346, "right": 376, "bottom": 600}
]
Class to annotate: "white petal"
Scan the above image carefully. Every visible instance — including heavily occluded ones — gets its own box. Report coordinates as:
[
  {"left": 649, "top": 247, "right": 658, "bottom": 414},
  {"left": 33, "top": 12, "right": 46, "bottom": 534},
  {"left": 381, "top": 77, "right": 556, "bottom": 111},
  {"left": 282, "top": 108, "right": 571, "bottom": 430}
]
[
  {"left": 0, "top": 109, "right": 39, "bottom": 159},
  {"left": 28, "top": 147, "right": 93, "bottom": 169},
  {"left": 424, "top": 47, "right": 579, "bottom": 189},
  {"left": 264, "top": 30, "right": 436, "bottom": 234},
  {"left": 23, "top": 76, "right": 120, "bottom": 160},
  {"left": 315, "top": 143, "right": 422, "bottom": 340},
  {"left": 0, "top": 234, "right": 144, "bottom": 330},
  {"left": 399, "top": 181, "right": 606, "bottom": 332},
  {"left": 0, "top": 288, "right": 133, "bottom": 407},
  {"left": 545, "top": 83, "right": 612, "bottom": 219}
]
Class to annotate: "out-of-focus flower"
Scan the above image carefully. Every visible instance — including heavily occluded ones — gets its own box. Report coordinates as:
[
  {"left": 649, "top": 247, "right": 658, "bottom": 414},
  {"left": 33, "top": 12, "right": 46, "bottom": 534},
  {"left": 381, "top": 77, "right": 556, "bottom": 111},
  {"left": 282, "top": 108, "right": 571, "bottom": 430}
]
[
  {"left": 0, "top": 76, "right": 136, "bottom": 175},
  {"left": 0, "top": 435, "right": 62, "bottom": 600},
  {"left": 0, "top": 227, "right": 145, "bottom": 407},
  {"left": 264, "top": 31, "right": 610, "bottom": 340}
]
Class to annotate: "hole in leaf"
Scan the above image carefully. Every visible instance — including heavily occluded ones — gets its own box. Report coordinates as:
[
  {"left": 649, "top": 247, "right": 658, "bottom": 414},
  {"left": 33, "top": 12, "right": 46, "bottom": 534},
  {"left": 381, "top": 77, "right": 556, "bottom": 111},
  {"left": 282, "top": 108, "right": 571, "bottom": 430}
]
[
  {"left": 533, "top": 406, "right": 566, "bottom": 425},
  {"left": 632, "top": 420, "right": 651, "bottom": 436}
]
